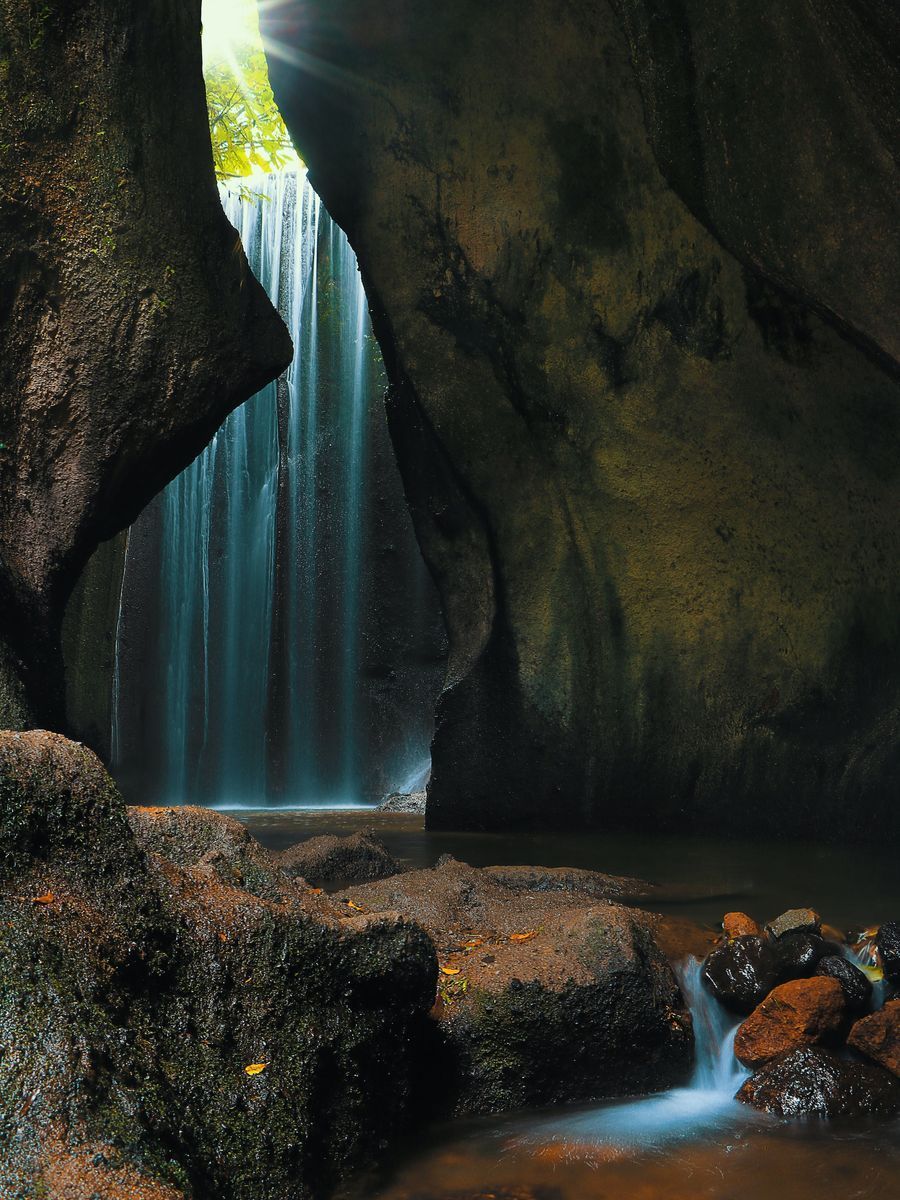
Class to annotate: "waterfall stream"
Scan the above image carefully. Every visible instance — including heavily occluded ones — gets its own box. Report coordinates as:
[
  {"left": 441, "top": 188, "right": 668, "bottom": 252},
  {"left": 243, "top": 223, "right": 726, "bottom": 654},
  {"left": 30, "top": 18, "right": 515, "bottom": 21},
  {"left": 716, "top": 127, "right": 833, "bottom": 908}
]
[{"left": 111, "top": 169, "right": 442, "bottom": 808}]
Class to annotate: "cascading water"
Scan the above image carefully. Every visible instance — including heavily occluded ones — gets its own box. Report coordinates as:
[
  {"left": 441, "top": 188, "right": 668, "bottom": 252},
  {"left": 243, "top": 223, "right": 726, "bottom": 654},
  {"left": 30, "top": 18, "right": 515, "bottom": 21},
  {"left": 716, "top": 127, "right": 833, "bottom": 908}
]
[
  {"left": 110, "top": 168, "right": 444, "bottom": 808},
  {"left": 517, "top": 957, "right": 750, "bottom": 1151}
]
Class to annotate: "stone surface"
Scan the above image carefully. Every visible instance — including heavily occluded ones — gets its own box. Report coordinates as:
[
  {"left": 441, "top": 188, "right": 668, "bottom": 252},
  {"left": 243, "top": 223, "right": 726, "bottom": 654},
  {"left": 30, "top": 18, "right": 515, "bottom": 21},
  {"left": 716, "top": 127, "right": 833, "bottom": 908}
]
[
  {"left": 378, "top": 791, "right": 428, "bottom": 814},
  {"left": 0, "top": 0, "right": 292, "bottom": 725},
  {"left": 771, "top": 932, "right": 835, "bottom": 979},
  {"left": 0, "top": 732, "right": 437, "bottom": 1200},
  {"left": 723, "top": 912, "right": 761, "bottom": 939},
  {"left": 848, "top": 1000, "right": 900, "bottom": 1077},
  {"left": 344, "top": 856, "right": 693, "bottom": 1115},
  {"left": 702, "top": 936, "right": 780, "bottom": 1014},
  {"left": 275, "top": 830, "right": 401, "bottom": 884},
  {"left": 733, "top": 978, "right": 846, "bottom": 1068},
  {"left": 877, "top": 922, "right": 900, "bottom": 981},
  {"left": 815, "top": 955, "right": 872, "bottom": 1014},
  {"left": 766, "top": 908, "right": 821, "bottom": 940},
  {"left": 263, "top": 0, "right": 900, "bottom": 839},
  {"left": 737, "top": 1046, "right": 900, "bottom": 1118}
]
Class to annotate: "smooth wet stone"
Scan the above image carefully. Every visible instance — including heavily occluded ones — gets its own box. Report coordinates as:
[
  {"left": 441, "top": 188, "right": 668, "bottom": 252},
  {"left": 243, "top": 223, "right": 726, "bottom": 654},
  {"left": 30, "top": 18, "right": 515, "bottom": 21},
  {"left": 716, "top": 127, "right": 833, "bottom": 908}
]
[
  {"left": 734, "top": 978, "right": 846, "bottom": 1068},
  {"left": 848, "top": 1000, "right": 900, "bottom": 1077},
  {"left": 877, "top": 922, "right": 900, "bottom": 982},
  {"left": 772, "top": 932, "right": 836, "bottom": 980},
  {"left": 815, "top": 955, "right": 873, "bottom": 1013},
  {"left": 701, "top": 935, "right": 780, "bottom": 1014},
  {"left": 737, "top": 1046, "right": 900, "bottom": 1118},
  {"left": 766, "top": 908, "right": 821, "bottom": 940},
  {"left": 723, "top": 912, "right": 761, "bottom": 939}
]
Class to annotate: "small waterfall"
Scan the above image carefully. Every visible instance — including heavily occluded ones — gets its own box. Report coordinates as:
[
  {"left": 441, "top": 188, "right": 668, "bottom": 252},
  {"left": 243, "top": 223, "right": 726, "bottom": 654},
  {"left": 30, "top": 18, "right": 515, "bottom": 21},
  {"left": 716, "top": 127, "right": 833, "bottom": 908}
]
[
  {"left": 515, "top": 956, "right": 750, "bottom": 1151},
  {"left": 111, "top": 168, "right": 442, "bottom": 807}
]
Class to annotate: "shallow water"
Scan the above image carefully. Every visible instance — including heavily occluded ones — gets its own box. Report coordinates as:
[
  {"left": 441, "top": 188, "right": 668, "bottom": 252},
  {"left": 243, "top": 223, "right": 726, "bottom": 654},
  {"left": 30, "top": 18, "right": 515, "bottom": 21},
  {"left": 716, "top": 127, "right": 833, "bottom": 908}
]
[
  {"left": 236, "top": 809, "right": 900, "bottom": 1199},
  {"left": 240, "top": 809, "right": 900, "bottom": 930}
]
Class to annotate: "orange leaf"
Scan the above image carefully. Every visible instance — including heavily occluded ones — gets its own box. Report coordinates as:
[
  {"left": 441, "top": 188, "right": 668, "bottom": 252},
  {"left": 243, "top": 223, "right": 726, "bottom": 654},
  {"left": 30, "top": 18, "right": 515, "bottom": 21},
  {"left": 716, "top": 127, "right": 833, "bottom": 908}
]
[
  {"left": 510, "top": 930, "right": 537, "bottom": 943},
  {"left": 218, "top": 932, "right": 228, "bottom": 943},
  {"left": 31, "top": 893, "right": 55, "bottom": 905},
  {"left": 309, "top": 887, "right": 323, "bottom": 895},
  {"left": 244, "top": 1062, "right": 268, "bottom": 1076},
  {"left": 345, "top": 900, "right": 365, "bottom": 912},
  {"left": 464, "top": 938, "right": 484, "bottom": 949},
  {"left": 440, "top": 966, "right": 462, "bottom": 976}
]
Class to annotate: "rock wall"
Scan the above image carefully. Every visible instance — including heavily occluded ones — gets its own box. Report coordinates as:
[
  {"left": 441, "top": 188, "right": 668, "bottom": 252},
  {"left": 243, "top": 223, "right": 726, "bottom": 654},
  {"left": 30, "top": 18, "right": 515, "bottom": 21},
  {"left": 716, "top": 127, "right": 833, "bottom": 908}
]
[
  {"left": 0, "top": 0, "right": 291, "bottom": 726},
  {"left": 262, "top": 0, "right": 900, "bottom": 837}
]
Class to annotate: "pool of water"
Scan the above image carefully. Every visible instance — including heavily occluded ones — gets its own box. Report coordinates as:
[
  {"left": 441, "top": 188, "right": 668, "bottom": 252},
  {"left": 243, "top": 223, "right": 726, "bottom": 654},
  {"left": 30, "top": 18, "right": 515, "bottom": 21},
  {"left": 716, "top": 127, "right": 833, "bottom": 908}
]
[
  {"left": 240, "top": 809, "right": 900, "bottom": 931},
  {"left": 235, "top": 809, "right": 900, "bottom": 1199}
]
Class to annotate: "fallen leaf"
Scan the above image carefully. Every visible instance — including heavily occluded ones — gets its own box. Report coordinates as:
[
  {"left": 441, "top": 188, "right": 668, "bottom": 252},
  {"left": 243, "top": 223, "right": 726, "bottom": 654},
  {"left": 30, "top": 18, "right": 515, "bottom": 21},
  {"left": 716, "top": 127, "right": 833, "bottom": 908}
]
[
  {"left": 244, "top": 1063, "right": 268, "bottom": 1076},
  {"left": 440, "top": 966, "right": 462, "bottom": 976},
  {"left": 309, "top": 887, "right": 323, "bottom": 895},
  {"left": 345, "top": 900, "right": 365, "bottom": 912},
  {"left": 510, "top": 931, "right": 537, "bottom": 943},
  {"left": 464, "top": 938, "right": 484, "bottom": 949},
  {"left": 31, "top": 893, "right": 55, "bottom": 905},
  {"left": 218, "top": 933, "right": 228, "bottom": 943}
]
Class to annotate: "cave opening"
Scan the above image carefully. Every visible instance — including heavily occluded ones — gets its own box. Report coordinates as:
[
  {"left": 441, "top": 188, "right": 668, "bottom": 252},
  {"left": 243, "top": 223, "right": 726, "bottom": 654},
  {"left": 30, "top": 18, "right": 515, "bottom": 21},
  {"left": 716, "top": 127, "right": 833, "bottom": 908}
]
[{"left": 65, "top": 0, "right": 445, "bottom": 810}]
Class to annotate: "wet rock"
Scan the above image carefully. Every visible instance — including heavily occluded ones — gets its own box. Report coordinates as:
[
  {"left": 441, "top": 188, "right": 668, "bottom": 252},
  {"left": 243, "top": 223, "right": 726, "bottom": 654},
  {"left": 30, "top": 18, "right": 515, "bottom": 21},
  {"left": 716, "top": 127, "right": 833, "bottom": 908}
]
[
  {"left": 737, "top": 1046, "right": 900, "bottom": 1118},
  {"left": 733, "top": 978, "right": 846, "bottom": 1068},
  {"left": 701, "top": 935, "right": 780, "bottom": 1013},
  {"left": 481, "top": 863, "right": 656, "bottom": 904},
  {"left": 345, "top": 856, "right": 693, "bottom": 1115},
  {"left": 848, "top": 1000, "right": 900, "bottom": 1077},
  {"left": 815, "top": 955, "right": 873, "bottom": 1013},
  {"left": 0, "top": 731, "right": 437, "bottom": 1200},
  {"left": 876, "top": 922, "right": 900, "bottom": 982},
  {"left": 275, "top": 830, "right": 401, "bottom": 884},
  {"left": 378, "top": 790, "right": 427, "bottom": 814},
  {"left": 723, "top": 912, "right": 761, "bottom": 939},
  {"left": 772, "top": 931, "right": 835, "bottom": 979},
  {"left": 766, "top": 908, "right": 821, "bottom": 940}
]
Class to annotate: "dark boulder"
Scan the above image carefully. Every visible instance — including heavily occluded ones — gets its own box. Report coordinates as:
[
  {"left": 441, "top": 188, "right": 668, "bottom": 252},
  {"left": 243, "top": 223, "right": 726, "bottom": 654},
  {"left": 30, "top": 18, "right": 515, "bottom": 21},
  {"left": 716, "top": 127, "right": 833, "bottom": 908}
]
[
  {"left": 737, "top": 1046, "right": 900, "bottom": 1118},
  {"left": 702, "top": 936, "right": 780, "bottom": 1013},
  {"left": 877, "top": 923, "right": 900, "bottom": 982},
  {"left": 0, "top": 731, "right": 437, "bottom": 1200},
  {"left": 275, "top": 830, "right": 401, "bottom": 884},
  {"left": 815, "top": 955, "right": 873, "bottom": 1014},
  {"left": 772, "top": 932, "right": 836, "bottom": 979}
]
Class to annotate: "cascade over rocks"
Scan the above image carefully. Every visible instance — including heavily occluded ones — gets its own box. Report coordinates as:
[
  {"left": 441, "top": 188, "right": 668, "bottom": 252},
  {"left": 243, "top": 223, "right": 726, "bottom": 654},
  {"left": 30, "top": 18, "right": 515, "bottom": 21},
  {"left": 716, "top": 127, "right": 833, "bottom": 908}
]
[
  {"left": 0, "top": 0, "right": 291, "bottom": 729},
  {"left": 262, "top": 0, "right": 900, "bottom": 839}
]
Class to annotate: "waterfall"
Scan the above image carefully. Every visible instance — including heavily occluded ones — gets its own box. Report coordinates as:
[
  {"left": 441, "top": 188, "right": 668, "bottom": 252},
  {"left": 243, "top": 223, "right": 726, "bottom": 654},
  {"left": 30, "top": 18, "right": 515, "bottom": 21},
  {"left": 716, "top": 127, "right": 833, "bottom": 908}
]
[
  {"left": 111, "top": 168, "right": 441, "bottom": 808},
  {"left": 515, "top": 957, "right": 750, "bottom": 1150}
]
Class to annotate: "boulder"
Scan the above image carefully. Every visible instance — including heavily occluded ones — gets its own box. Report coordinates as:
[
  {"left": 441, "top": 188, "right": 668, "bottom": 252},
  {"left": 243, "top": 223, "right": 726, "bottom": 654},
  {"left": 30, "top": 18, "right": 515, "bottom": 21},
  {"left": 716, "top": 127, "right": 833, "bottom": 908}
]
[
  {"left": 343, "top": 856, "right": 693, "bottom": 1115},
  {"left": 723, "top": 912, "right": 761, "bottom": 939},
  {"left": 877, "top": 923, "right": 900, "bottom": 982},
  {"left": 771, "top": 931, "right": 836, "bottom": 979},
  {"left": 378, "top": 791, "right": 427, "bottom": 814},
  {"left": 275, "top": 830, "right": 401, "bottom": 884},
  {"left": 815, "top": 955, "right": 873, "bottom": 1014},
  {"left": 848, "top": 1000, "right": 900, "bottom": 1077},
  {"left": 0, "top": 731, "right": 437, "bottom": 1200},
  {"left": 733, "top": 978, "right": 846, "bottom": 1068},
  {"left": 766, "top": 908, "right": 821, "bottom": 940},
  {"left": 737, "top": 1046, "right": 900, "bottom": 1118},
  {"left": 701, "top": 935, "right": 780, "bottom": 1013}
]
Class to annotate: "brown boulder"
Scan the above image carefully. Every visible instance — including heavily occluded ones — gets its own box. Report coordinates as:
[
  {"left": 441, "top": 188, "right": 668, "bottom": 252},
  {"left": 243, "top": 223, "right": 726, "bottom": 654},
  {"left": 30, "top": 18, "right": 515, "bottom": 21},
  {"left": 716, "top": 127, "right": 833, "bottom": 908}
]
[
  {"left": 345, "top": 856, "right": 693, "bottom": 1114},
  {"left": 848, "top": 1000, "right": 900, "bottom": 1077},
  {"left": 734, "top": 977, "right": 846, "bottom": 1068},
  {"left": 275, "top": 830, "right": 401, "bottom": 884},
  {"left": 723, "top": 912, "right": 761, "bottom": 939}
]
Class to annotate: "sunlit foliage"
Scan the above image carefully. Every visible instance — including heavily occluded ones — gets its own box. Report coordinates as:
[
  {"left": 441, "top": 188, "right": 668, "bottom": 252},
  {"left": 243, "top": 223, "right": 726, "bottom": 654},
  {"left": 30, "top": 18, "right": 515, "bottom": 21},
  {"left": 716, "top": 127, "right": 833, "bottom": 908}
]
[{"left": 202, "top": 0, "right": 300, "bottom": 188}]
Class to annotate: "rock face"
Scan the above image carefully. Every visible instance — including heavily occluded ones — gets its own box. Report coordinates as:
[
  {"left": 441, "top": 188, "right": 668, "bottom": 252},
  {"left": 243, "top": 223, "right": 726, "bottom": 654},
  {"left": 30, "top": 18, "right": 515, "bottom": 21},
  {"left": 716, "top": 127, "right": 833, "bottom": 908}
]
[
  {"left": 737, "top": 1047, "right": 900, "bottom": 1118},
  {"left": 275, "top": 830, "right": 401, "bottom": 884},
  {"left": 723, "top": 912, "right": 760, "bottom": 939},
  {"left": 733, "top": 978, "right": 846, "bottom": 1068},
  {"left": 0, "top": 732, "right": 437, "bottom": 1200},
  {"left": 263, "top": 0, "right": 900, "bottom": 838},
  {"left": 815, "top": 955, "right": 872, "bottom": 1014},
  {"left": 342, "top": 857, "right": 693, "bottom": 1114},
  {"left": 702, "top": 936, "right": 780, "bottom": 1014},
  {"left": 766, "top": 909, "right": 821, "bottom": 940},
  {"left": 848, "top": 1001, "right": 900, "bottom": 1077},
  {"left": 0, "top": 0, "right": 292, "bottom": 727}
]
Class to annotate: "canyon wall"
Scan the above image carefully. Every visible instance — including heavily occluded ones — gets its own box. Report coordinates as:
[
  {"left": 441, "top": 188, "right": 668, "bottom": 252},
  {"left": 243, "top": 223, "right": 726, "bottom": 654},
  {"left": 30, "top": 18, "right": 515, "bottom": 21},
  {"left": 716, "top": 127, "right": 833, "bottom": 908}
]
[{"left": 263, "top": 0, "right": 900, "bottom": 836}]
